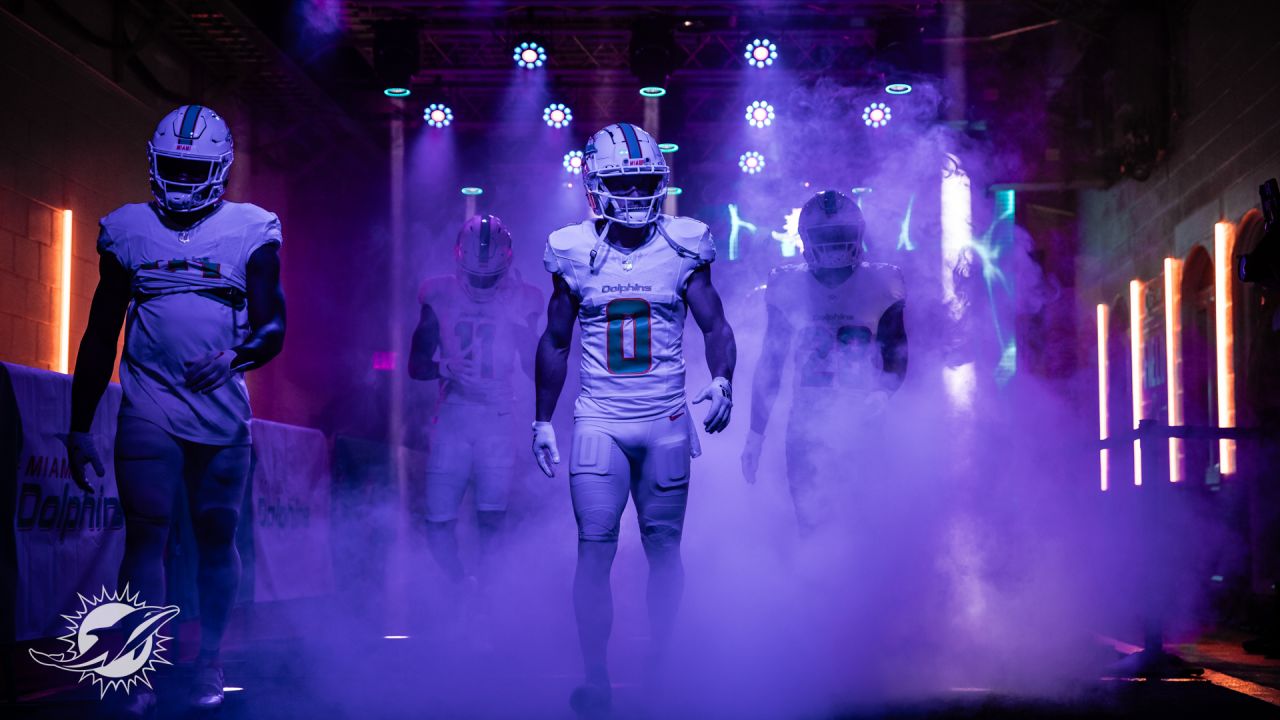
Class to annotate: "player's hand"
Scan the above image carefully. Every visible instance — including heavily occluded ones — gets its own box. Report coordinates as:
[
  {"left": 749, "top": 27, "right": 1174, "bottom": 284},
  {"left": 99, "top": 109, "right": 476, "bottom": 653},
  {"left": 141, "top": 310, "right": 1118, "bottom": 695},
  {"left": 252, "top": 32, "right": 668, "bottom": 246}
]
[
  {"left": 692, "top": 377, "right": 732, "bottom": 433},
  {"left": 740, "top": 430, "right": 764, "bottom": 484},
  {"left": 862, "top": 390, "right": 891, "bottom": 418},
  {"left": 532, "top": 421, "right": 560, "bottom": 477},
  {"left": 440, "top": 357, "right": 482, "bottom": 384},
  {"left": 61, "top": 432, "right": 103, "bottom": 494},
  {"left": 184, "top": 350, "right": 235, "bottom": 393}
]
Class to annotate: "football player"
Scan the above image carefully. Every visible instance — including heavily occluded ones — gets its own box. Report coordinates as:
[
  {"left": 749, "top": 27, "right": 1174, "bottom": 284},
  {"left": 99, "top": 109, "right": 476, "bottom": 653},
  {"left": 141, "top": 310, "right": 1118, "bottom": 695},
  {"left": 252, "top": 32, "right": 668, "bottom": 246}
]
[
  {"left": 64, "top": 105, "right": 285, "bottom": 712},
  {"left": 409, "top": 214, "right": 540, "bottom": 597},
  {"left": 740, "top": 190, "right": 908, "bottom": 533},
  {"left": 533, "top": 122, "right": 736, "bottom": 717}
]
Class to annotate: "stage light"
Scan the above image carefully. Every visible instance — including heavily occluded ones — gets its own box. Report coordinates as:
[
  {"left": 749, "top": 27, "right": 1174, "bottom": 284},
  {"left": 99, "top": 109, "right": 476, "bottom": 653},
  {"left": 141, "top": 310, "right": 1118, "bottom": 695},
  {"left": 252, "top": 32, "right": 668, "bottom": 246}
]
[
  {"left": 374, "top": 20, "right": 419, "bottom": 98},
  {"left": 514, "top": 41, "right": 546, "bottom": 69},
  {"left": 383, "top": 87, "right": 411, "bottom": 98},
  {"left": 745, "top": 100, "right": 775, "bottom": 128},
  {"left": 658, "top": 142, "right": 678, "bottom": 153},
  {"left": 460, "top": 187, "right": 483, "bottom": 196},
  {"left": 886, "top": 83, "right": 913, "bottom": 95},
  {"left": 862, "top": 102, "right": 891, "bottom": 128},
  {"left": 639, "top": 86, "right": 667, "bottom": 98},
  {"left": 563, "top": 150, "right": 585, "bottom": 174},
  {"left": 423, "top": 103, "right": 453, "bottom": 128},
  {"left": 668, "top": 187, "right": 683, "bottom": 196},
  {"left": 739, "top": 151, "right": 765, "bottom": 174},
  {"left": 543, "top": 103, "right": 572, "bottom": 128},
  {"left": 383, "top": 635, "right": 410, "bottom": 640},
  {"left": 223, "top": 687, "right": 245, "bottom": 692},
  {"left": 744, "top": 38, "right": 777, "bottom": 68},
  {"left": 630, "top": 18, "right": 678, "bottom": 95}
]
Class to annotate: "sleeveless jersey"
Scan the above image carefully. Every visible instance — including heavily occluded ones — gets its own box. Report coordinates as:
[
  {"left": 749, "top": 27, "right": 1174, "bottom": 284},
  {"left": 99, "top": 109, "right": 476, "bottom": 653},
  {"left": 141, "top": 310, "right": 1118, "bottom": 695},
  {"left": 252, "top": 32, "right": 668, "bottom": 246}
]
[
  {"left": 544, "top": 216, "right": 715, "bottom": 421},
  {"left": 418, "top": 272, "right": 542, "bottom": 407},
  {"left": 765, "top": 261, "right": 905, "bottom": 405},
  {"left": 97, "top": 201, "right": 282, "bottom": 445}
]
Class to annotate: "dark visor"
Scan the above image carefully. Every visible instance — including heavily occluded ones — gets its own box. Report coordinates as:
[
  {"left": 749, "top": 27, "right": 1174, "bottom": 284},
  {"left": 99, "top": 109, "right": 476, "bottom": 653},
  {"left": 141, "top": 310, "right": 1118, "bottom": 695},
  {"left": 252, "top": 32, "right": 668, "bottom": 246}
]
[
  {"left": 155, "top": 155, "right": 215, "bottom": 185},
  {"left": 602, "top": 174, "right": 663, "bottom": 195},
  {"left": 806, "top": 224, "right": 862, "bottom": 246}
]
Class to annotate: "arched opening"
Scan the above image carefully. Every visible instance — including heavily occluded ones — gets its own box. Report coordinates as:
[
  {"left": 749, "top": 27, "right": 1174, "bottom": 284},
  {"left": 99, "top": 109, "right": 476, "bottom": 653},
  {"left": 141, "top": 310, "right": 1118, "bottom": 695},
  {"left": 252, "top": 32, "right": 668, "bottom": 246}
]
[
  {"left": 1181, "top": 244, "right": 1217, "bottom": 484},
  {"left": 1108, "top": 295, "right": 1132, "bottom": 486}
]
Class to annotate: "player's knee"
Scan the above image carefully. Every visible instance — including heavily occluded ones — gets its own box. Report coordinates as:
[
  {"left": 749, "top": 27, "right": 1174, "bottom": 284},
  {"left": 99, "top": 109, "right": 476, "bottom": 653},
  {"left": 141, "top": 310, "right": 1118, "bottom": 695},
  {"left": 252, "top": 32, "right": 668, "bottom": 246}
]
[
  {"left": 577, "top": 509, "right": 621, "bottom": 542},
  {"left": 125, "top": 512, "right": 169, "bottom": 552},
  {"left": 425, "top": 519, "right": 456, "bottom": 535},
  {"left": 640, "top": 522, "right": 682, "bottom": 551},
  {"left": 194, "top": 507, "right": 239, "bottom": 549}
]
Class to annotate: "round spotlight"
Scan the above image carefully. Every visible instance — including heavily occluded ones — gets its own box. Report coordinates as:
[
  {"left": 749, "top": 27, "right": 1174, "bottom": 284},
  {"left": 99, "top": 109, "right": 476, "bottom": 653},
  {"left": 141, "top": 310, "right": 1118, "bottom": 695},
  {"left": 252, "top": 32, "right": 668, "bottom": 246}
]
[
  {"left": 383, "top": 87, "right": 411, "bottom": 98},
  {"left": 639, "top": 86, "right": 667, "bottom": 98},
  {"left": 738, "top": 151, "right": 765, "bottom": 175},
  {"left": 668, "top": 187, "right": 684, "bottom": 196},
  {"left": 563, "top": 150, "right": 585, "bottom": 174},
  {"left": 543, "top": 103, "right": 572, "bottom": 129},
  {"left": 745, "top": 100, "right": 775, "bottom": 128},
  {"left": 744, "top": 38, "right": 777, "bottom": 69},
  {"left": 658, "top": 142, "right": 679, "bottom": 153},
  {"left": 862, "top": 102, "right": 891, "bottom": 128},
  {"left": 885, "top": 83, "right": 913, "bottom": 95},
  {"left": 423, "top": 103, "right": 453, "bottom": 128},
  {"left": 460, "top": 187, "right": 484, "bottom": 196},
  {"left": 514, "top": 41, "right": 547, "bottom": 69}
]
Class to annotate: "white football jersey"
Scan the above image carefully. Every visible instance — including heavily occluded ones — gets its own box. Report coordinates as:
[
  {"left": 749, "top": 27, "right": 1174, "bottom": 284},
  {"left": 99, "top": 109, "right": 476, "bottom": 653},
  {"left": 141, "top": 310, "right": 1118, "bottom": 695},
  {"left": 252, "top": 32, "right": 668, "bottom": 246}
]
[
  {"left": 98, "top": 201, "right": 282, "bottom": 445},
  {"left": 544, "top": 216, "right": 715, "bottom": 421},
  {"left": 765, "top": 262, "right": 905, "bottom": 402},
  {"left": 418, "top": 272, "right": 542, "bottom": 407}
]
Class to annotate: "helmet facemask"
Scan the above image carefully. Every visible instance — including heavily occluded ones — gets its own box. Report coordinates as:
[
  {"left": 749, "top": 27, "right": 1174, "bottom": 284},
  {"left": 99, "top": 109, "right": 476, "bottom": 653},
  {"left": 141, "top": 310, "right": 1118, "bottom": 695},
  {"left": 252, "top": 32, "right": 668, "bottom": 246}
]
[
  {"left": 802, "top": 223, "right": 864, "bottom": 268},
  {"left": 586, "top": 169, "right": 668, "bottom": 227}
]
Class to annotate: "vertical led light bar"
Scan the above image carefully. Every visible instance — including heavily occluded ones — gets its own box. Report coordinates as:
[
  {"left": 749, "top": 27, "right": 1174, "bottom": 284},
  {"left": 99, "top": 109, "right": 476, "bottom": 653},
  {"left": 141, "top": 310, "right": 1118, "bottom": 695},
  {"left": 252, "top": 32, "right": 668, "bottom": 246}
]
[
  {"left": 1164, "top": 258, "right": 1184, "bottom": 483},
  {"left": 1097, "top": 303, "right": 1110, "bottom": 491},
  {"left": 941, "top": 154, "right": 976, "bottom": 412},
  {"left": 58, "top": 209, "right": 73, "bottom": 374},
  {"left": 1214, "top": 222, "right": 1237, "bottom": 476},
  {"left": 1129, "top": 279, "right": 1145, "bottom": 486}
]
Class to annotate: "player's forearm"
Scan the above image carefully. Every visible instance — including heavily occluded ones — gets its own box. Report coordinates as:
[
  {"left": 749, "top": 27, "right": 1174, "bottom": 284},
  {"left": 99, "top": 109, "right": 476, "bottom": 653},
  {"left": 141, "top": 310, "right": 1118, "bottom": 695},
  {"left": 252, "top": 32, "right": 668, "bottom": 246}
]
[
  {"left": 535, "top": 332, "right": 569, "bottom": 421},
  {"left": 703, "top": 322, "right": 736, "bottom": 383},
  {"left": 408, "top": 354, "right": 441, "bottom": 381},
  {"left": 230, "top": 316, "right": 284, "bottom": 371},
  {"left": 876, "top": 300, "right": 908, "bottom": 392},
  {"left": 749, "top": 355, "right": 783, "bottom": 435},
  {"left": 70, "top": 326, "right": 119, "bottom": 433}
]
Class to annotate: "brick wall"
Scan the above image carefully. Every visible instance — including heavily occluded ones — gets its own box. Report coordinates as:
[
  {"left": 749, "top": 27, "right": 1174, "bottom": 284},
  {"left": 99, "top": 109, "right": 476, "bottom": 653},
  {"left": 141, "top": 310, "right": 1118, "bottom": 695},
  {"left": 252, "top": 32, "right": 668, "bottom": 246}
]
[{"left": 1078, "top": 0, "right": 1280, "bottom": 307}]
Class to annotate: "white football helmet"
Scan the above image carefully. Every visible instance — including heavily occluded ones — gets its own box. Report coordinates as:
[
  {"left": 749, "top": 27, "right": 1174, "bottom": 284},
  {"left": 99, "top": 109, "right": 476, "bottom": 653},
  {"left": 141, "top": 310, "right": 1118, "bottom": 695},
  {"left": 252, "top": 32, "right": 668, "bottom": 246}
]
[
  {"left": 455, "top": 214, "right": 513, "bottom": 302},
  {"left": 148, "top": 105, "right": 234, "bottom": 213},
  {"left": 583, "top": 123, "right": 669, "bottom": 227},
  {"left": 799, "top": 190, "right": 865, "bottom": 269}
]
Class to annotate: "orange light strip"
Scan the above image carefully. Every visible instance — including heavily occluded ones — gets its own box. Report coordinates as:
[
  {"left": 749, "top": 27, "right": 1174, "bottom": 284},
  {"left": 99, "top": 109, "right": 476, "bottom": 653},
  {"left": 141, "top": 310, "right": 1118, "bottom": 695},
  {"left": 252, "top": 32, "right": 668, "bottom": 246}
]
[
  {"left": 1097, "top": 303, "right": 1110, "bottom": 491},
  {"left": 1215, "top": 222, "right": 1237, "bottom": 476},
  {"left": 58, "top": 210, "right": 73, "bottom": 374},
  {"left": 1130, "top": 279, "right": 1145, "bottom": 485},
  {"left": 1164, "top": 258, "right": 1183, "bottom": 482}
]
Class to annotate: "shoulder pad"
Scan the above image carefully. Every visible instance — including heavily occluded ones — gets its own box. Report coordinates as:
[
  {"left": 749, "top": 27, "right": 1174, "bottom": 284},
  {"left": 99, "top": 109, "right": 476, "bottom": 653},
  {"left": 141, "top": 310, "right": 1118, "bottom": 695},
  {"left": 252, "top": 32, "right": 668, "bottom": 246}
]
[
  {"left": 862, "top": 262, "right": 906, "bottom": 301},
  {"left": 418, "top": 274, "right": 453, "bottom": 306},
  {"left": 764, "top": 263, "right": 808, "bottom": 307},
  {"left": 547, "top": 220, "right": 597, "bottom": 254},
  {"left": 99, "top": 202, "right": 153, "bottom": 230},
  {"left": 658, "top": 215, "right": 714, "bottom": 263}
]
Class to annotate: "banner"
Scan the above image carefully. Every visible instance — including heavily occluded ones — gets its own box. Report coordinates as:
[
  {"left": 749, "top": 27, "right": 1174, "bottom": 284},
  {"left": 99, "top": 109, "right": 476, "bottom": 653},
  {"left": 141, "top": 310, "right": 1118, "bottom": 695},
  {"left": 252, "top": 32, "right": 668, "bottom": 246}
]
[
  {"left": 249, "top": 419, "right": 334, "bottom": 602},
  {"left": 2, "top": 363, "right": 126, "bottom": 642}
]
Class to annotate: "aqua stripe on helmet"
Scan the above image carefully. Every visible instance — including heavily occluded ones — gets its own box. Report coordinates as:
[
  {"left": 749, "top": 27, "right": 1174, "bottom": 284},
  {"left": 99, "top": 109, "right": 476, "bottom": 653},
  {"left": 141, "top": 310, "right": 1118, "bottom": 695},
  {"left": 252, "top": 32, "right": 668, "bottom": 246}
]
[
  {"left": 479, "top": 215, "right": 491, "bottom": 262},
  {"left": 178, "top": 105, "right": 203, "bottom": 142},
  {"left": 618, "top": 123, "right": 643, "bottom": 159}
]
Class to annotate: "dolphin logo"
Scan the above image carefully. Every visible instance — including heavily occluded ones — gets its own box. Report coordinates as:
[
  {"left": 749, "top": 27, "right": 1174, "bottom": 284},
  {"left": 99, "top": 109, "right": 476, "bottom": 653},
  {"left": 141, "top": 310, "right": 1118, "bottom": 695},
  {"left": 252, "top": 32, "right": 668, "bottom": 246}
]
[{"left": 29, "top": 587, "right": 179, "bottom": 696}]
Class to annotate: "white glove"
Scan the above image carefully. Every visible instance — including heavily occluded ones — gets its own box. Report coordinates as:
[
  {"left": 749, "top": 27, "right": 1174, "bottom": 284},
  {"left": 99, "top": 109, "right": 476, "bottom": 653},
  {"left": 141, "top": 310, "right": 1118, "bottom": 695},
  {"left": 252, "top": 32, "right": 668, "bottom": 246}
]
[
  {"left": 62, "top": 431, "right": 104, "bottom": 494},
  {"left": 692, "top": 377, "right": 732, "bottom": 433},
  {"left": 532, "top": 421, "right": 560, "bottom": 477},
  {"left": 740, "top": 429, "right": 764, "bottom": 484}
]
